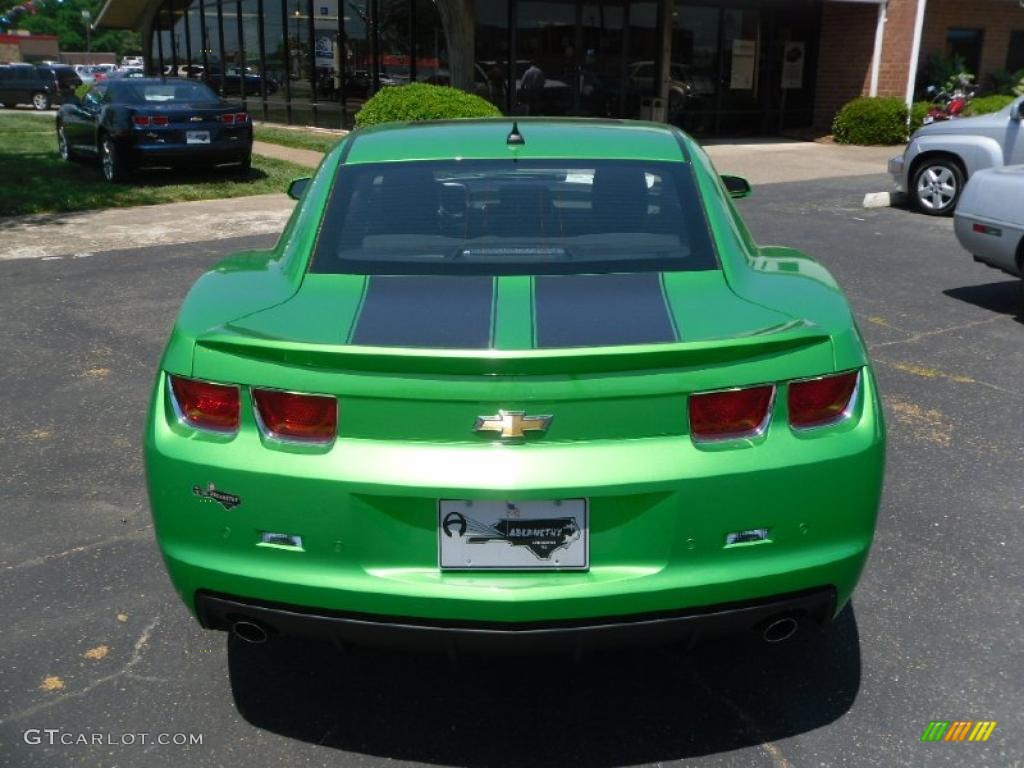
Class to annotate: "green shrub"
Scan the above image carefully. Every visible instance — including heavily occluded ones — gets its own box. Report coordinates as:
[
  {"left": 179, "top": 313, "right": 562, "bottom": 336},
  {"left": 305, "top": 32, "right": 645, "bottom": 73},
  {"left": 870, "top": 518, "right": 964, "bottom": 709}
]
[
  {"left": 984, "top": 68, "right": 1024, "bottom": 96},
  {"left": 964, "top": 94, "right": 1016, "bottom": 116},
  {"left": 355, "top": 83, "right": 501, "bottom": 128},
  {"left": 832, "top": 97, "right": 909, "bottom": 145}
]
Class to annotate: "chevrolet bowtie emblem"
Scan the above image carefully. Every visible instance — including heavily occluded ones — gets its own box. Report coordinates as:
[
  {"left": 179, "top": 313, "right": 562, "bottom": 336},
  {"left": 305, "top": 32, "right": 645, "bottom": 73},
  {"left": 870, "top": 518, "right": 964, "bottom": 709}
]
[{"left": 474, "top": 410, "right": 552, "bottom": 439}]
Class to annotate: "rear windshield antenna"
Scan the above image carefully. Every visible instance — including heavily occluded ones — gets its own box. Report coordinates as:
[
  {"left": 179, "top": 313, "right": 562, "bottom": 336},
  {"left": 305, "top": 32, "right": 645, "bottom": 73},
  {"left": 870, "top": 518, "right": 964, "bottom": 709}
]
[{"left": 507, "top": 121, "right": 525, "bottom": 146}]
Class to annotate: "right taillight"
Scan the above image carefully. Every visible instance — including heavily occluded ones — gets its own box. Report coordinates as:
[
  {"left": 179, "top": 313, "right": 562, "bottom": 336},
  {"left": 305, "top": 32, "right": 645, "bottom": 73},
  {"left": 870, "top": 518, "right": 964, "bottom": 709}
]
[
  {"left": 689, "top": 385, "right": 775, "bottom": 441},
  {"left": 252, "top": 389, "right": 337, "bottom": 443},
  {"left": 788, "top": 370, "right": 859, "bottom": 429},
  {"left": 168, "top": 375, "right": 240, "bottom": 432}
]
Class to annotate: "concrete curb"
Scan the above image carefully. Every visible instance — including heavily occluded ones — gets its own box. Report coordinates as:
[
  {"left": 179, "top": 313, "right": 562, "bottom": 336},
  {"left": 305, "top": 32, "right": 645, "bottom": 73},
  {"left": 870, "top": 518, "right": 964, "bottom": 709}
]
[{"left": 863, "top": 191, "right": 907, "bottom": 209}]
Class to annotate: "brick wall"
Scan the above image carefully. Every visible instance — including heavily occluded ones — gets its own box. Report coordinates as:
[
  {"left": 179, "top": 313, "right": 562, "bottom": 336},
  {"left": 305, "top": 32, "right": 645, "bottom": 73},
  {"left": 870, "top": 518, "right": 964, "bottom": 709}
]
[
  {"left": 814, "top": 2, "right": 876, "bottom": 128},
  {"left": 919, "top": 0, "right": 1024, "bottom": 85},
  {"left": 814, "top": 0, "right": 1024, "bottom": 130}
]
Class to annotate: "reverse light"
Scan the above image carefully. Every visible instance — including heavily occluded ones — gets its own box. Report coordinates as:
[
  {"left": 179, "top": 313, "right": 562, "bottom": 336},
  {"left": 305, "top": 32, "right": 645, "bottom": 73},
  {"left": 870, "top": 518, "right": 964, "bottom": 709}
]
[
  {"left": 689, "top": 385, "right": 774, "bottom": 441},
  {"left": 168, "top": 375, "right": 240, "bottom": 432},
  {"left": 252, "top": 389, "right": 337, "bottom": 443},
  {"left": 788, "top": 370, "right": 860, "bottom": 429}
]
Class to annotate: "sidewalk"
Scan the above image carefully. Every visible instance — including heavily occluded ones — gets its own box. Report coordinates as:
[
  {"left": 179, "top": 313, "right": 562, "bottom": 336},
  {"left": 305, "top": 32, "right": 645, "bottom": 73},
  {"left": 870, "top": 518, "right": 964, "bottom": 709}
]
[
  {"left": 251, "top": 135, "right": 901, "bottom": 185},
  {"left": 0, "top": 194, "right": 294, "bottom": 261}
]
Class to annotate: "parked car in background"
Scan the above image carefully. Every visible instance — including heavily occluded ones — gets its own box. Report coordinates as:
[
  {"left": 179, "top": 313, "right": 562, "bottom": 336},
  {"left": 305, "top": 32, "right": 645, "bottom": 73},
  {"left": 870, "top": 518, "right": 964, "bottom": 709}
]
[
  {"left": 204, "top": 65, "right": 278, "bottom": 96},
  {"left": 56, "top": 78, "right": 252, "bottom": 182},
  {"left": 954, "top": 165, "right": 1024, "bottom": 306},
  {"left": 121, "top": 56, "right": 144, "bottom": 68},
  {"left": 107, "top": 67, "right": 146, "bottom": 80},
  {"left": 889, "top": 95, "right": 1024, "bottom": 216},
  {"left": 0, "top": 64, "right": 81, "bottom": 110}
]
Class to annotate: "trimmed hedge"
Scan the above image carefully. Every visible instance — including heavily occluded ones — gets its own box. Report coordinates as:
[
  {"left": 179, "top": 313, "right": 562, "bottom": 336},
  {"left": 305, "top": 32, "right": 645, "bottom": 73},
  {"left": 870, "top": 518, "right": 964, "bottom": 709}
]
[
  {"left": 355, "top": 83, "right": 501, "bottom": 128},
  {"left": 963, "top": 94, "right": 1016, "bottom": 117},
  {"left": 832, "top": 97, "right": 909, "bottom": 145}
]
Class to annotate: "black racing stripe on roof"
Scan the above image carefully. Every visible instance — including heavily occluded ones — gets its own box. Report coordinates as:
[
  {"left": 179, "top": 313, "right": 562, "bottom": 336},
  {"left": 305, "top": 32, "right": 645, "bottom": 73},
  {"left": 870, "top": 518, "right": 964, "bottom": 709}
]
[
  {"left": 350, "top": 275, "right": 494, "bottom": 349},
  {"left": 534, "top": 273, "right": 678, "bottom": 348}
]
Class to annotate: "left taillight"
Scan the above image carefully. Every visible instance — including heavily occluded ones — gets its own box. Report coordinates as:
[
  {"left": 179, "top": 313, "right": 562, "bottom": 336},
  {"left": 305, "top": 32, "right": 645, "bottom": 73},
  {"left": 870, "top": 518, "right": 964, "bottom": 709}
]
[
  {"left": 168, "top": 375, "right": 240, "bottom": 433},
  {"left": 252, "top": 389, "right": 337, "bottom": 443},
  {"left": 689, "top": 385, "right": 775, "bottom": 441}
]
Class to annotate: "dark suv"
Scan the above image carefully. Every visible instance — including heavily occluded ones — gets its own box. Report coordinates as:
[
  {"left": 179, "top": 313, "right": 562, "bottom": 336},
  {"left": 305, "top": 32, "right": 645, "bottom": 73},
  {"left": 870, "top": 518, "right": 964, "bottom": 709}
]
[{"left": 0, "top": 65, "right": 81, "bottom": 110}]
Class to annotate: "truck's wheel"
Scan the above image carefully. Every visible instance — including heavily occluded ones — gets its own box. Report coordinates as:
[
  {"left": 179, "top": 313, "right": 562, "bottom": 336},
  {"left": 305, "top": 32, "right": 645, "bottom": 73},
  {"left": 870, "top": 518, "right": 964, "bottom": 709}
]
[{"left": 912, "top": 158, "right": 963, "bottom": 216}]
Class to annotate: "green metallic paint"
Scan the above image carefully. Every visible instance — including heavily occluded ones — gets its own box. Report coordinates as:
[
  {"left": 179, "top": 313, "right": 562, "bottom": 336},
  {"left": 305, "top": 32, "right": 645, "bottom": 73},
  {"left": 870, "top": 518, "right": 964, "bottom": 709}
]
[{"left": 146, "top": 119, "right": 885, "bottom": 632}]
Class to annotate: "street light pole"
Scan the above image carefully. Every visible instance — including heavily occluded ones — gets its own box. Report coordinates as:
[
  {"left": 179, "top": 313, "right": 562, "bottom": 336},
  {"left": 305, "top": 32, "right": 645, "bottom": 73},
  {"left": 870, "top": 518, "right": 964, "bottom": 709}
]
[{"left": 81, "top": 9, "right": 92, "bottom": 53}]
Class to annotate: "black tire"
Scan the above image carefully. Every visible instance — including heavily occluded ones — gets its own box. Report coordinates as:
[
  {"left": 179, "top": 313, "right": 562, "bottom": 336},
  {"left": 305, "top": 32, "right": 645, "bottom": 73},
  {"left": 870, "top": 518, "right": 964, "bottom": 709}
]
[
  {"left": 911, "top": 157, "right": 964, "bottom": 216},
  {"left": 31, "top": 92, "right": 50, "bottom": 111},
  {"left": 57, "top": 122, "right": 76, "bottom": 161},
  {"left": 100, "top": 134, "right": 131, "bottom": 183}
]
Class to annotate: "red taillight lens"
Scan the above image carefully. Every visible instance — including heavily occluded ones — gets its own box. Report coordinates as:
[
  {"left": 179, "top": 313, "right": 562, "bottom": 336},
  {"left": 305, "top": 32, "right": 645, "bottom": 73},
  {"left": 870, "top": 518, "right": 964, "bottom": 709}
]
[
  {"left": 788, "top": 371, "right": 859, "bottom": 428},
  {"left": 169, "top": 375, "right": 240, "bottom": 432},
  {"left": 689, "top": 385, "right": 774, "bottom": 440},
  {"left": 152, "top": 115, "right": 169, "bottom": 126},
  {"left": 253, "top": 389, "right": 337, "bottom": 443},
  {"left": 235, "top": 112, "right": 248, "bottom": 123},
  {"left": 220, "top": 113, "right": 236, "bottom": 124},
  {"left": 132, "top": 115, "right": 150, "bottom": 126}
]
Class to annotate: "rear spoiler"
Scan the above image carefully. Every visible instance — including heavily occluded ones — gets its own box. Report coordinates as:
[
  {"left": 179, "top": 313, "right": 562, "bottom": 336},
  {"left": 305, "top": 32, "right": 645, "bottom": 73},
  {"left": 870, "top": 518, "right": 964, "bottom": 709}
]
[{"left": 194, "top": 320, "right": 831, "bottom": 376}]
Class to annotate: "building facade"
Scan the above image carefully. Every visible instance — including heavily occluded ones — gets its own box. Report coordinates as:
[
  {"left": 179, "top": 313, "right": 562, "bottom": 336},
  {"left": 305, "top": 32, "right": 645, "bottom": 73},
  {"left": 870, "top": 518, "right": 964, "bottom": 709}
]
[{"left": 93, "top": 0, "right": 1024, "bottom": 135}]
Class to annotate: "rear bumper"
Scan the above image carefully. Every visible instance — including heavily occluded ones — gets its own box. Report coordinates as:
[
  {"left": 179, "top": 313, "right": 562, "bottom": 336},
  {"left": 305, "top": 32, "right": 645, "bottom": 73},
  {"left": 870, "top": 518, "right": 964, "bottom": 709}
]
[
  {"left": 146, "top": 368, "right": 886, "bottom": 633},
  {"left": 130, "top": 139, "right": 251, "bottom": 166},
  {"left": 196, "top": 587, "right": 836, "bottom": 651}
]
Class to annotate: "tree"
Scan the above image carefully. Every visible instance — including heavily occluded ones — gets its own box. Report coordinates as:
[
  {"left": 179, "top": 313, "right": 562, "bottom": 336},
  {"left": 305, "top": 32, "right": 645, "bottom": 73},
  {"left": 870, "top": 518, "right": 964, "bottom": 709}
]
[
  {"left": 433, "top": 0, "right": 474, "bottom": 91},
  {"left": 1, "top": 0, "right": 141, "bottom": 56}
]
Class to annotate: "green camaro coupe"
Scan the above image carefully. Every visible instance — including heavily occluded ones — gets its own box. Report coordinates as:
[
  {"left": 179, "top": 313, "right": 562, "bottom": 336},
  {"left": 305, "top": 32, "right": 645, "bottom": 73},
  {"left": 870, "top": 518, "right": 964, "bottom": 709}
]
[{"left": 145, "top": 118, "right": 885, "bottom": 650}]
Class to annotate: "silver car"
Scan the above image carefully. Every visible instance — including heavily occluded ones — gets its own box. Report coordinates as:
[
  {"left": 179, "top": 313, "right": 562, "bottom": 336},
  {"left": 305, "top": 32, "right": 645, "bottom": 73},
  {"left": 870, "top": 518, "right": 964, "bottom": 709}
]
[
  {"left": 954, "top": 165, "right": 1024, "bottom": 304},
  {"left": 889, "top": 96, "right": 1024, "bottom": 216}
]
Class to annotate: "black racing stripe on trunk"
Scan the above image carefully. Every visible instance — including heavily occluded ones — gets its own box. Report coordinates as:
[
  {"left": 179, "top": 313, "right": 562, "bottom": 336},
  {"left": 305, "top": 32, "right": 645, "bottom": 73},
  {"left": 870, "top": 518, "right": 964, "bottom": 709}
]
[
  {"left": 351, "top": 275, "right": 494, "bottom": 348},
  {"left": 534, "top": 273, "right": 678, "bottom": 348}
]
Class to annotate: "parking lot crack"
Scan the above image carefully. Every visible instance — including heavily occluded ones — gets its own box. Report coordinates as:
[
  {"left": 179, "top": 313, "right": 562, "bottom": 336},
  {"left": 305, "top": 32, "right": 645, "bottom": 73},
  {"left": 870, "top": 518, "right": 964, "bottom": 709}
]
[
  {"left": 1, "top": 527, "right": 151, "bottom": 572},
  {"left": 868, "top": 316, "right": 1003, "bottom": 349},
  {"left": 0, "top": 616, "right": 161, "bottom": 726}
]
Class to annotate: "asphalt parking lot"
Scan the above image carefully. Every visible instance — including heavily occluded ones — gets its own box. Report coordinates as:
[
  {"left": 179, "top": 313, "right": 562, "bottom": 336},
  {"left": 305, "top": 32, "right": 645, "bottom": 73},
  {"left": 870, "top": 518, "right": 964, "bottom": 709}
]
[{"left": 1, "top": 172, "right": 1021, "bottom": 768}]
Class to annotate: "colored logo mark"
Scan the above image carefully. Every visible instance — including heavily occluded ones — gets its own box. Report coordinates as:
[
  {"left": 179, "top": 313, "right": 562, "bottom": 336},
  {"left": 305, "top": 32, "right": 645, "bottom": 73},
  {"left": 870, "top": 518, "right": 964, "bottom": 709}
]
[{"left": 920, "top": 721, "right": 997, "bottom": 742}]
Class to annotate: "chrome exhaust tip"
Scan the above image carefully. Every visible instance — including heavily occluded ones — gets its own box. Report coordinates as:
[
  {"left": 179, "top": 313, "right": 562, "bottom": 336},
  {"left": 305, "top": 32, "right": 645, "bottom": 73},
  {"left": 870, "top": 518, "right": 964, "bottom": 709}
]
[
  {"left": 232, "top": 620, "right": 269, "bottom": 644},
  {"left": 761, "top": 617, "right": 799, "bottom": 644}
]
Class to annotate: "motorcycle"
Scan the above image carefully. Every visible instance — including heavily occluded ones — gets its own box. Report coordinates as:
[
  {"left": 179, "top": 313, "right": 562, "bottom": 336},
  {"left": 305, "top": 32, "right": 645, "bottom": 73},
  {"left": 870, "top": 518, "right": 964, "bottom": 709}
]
[{"left": 922, "top": 73, "right": 975, "bottom": 125}]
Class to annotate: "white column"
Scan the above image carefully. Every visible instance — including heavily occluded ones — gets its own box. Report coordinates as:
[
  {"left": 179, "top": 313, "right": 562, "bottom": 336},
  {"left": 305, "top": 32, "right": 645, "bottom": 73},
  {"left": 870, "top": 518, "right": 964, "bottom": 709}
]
[
  {"left": 869, "top": 1, "right": 888, "bottom": 97},
  {"left": 904, "top": 0, "right": 928, "bottom": 108}
]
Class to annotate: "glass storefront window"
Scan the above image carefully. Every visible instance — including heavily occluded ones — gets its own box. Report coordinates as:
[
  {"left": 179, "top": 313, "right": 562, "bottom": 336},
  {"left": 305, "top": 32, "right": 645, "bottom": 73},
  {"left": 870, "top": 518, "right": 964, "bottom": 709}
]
[{"left": 143, "top": 0, "right": 815, "bottom": 134}]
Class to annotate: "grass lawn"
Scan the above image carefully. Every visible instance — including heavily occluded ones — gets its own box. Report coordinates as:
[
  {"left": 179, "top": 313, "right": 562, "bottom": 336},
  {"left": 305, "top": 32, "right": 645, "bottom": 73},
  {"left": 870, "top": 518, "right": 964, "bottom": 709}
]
[
  {"left": 0, "top": 113, "right": 312, "bottom": 217},
  {"left": 253, "top": 124, "right": 342, "bottom": 154}
]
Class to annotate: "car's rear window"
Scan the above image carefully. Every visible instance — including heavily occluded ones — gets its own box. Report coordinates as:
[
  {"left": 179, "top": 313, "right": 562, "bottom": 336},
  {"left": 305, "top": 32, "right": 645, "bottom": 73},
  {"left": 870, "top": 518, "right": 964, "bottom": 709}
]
[
  {"left": 116, "top": 81, "right": 219, "bottom": 104},
  {"left": 310, "top": 159, "right": 717, "bottom": 275}
]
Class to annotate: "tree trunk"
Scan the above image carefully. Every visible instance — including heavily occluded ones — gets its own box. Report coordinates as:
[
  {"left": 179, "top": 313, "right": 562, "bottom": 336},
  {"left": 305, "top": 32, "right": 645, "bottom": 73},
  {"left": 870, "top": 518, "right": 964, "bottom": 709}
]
[{"left": 434, "top": 0, "right": 476, "bottom": 92}]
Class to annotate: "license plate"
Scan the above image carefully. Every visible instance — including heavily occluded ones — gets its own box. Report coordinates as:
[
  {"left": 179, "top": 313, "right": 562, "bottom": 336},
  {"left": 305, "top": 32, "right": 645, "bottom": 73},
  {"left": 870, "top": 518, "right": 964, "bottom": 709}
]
[
  {"left": 186, "top": 130, "right": 210, "bottom": 144},
  {"left": 438, "top": 499, "right": 588, "bottom": 570}
]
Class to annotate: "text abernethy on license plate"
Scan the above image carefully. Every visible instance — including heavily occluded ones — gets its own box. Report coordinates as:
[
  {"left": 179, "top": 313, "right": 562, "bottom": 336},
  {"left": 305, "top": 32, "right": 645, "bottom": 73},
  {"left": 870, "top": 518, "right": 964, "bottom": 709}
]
[{"left": 438, "top": 499, "right": 588, "bottom": 570}]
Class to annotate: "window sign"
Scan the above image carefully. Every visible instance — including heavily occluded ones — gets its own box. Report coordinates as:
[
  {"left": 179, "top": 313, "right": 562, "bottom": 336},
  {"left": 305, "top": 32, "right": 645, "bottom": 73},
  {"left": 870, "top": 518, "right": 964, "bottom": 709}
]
[
  {"left": 730, "top": 39, "right": 756, "bottom": 90},
  {"left": 781, "top": 41, "right": 804, "bottom": 90}
]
